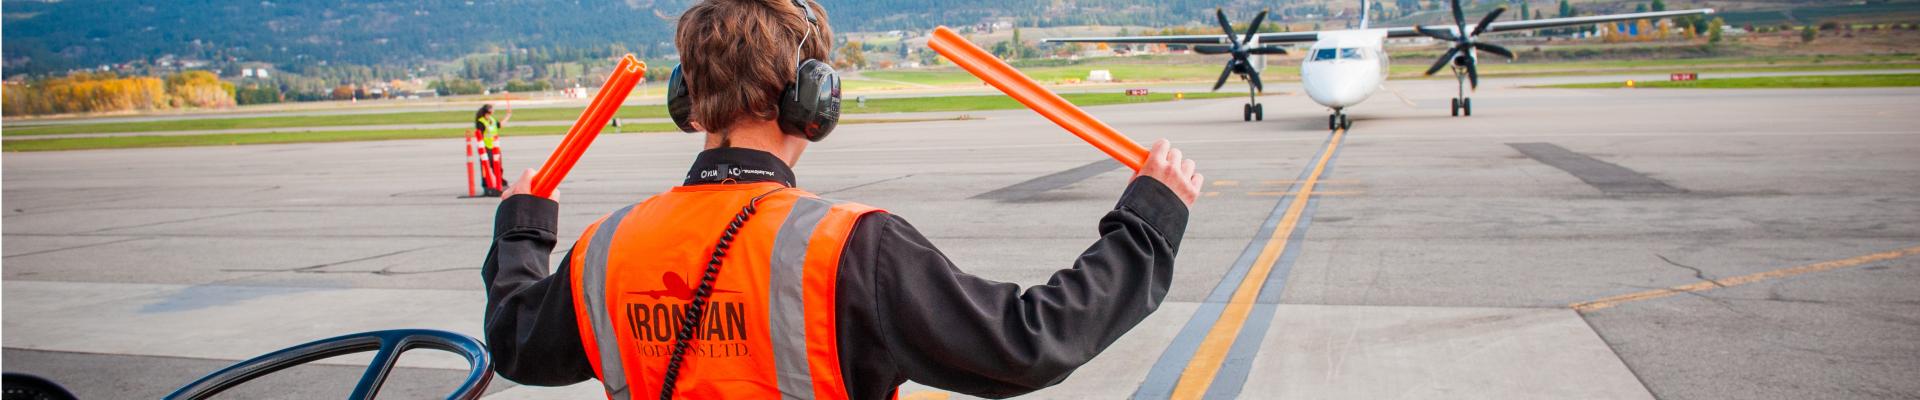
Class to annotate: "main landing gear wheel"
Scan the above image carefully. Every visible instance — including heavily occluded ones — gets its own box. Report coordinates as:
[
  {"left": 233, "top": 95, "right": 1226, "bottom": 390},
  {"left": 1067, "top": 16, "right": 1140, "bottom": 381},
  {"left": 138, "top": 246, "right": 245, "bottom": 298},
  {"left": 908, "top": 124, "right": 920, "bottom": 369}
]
[
  {"left": 1243, "top": 104, "right": 1264, "bottom": 122},
  {"left": 1450, "top": 97, "right": 1474, "bottom": 117}
]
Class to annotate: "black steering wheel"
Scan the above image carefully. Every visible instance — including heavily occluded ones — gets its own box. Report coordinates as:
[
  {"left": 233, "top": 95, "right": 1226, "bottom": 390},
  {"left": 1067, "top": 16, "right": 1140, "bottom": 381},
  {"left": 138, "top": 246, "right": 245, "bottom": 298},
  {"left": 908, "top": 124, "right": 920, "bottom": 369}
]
[{"left": 164, "top": 329, "right": 492, "bottom": 400}]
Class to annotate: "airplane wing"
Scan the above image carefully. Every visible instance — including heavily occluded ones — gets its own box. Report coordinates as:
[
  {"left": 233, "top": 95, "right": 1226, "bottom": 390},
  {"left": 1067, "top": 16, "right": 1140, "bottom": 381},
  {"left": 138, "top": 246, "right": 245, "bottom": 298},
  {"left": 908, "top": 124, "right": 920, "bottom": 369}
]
[
  {"left": 1479, "top": 9, "right": 1713, "bottom": 34},
  {"left": 1383, "top": 9, "right": 1713, "bottom": 38},
  {"left": 1042, "top": 9, "right": 1711, "bottom": 45},
  {"left": 1042, "top": 31, "right": 1321, "bottom": 45}
]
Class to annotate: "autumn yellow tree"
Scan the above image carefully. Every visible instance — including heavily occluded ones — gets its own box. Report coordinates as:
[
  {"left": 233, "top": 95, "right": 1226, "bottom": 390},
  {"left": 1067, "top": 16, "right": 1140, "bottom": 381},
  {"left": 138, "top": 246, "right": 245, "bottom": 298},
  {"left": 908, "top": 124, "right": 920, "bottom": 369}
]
[{"left": 165, "top": 70, "right": 238, "bottom": 109}]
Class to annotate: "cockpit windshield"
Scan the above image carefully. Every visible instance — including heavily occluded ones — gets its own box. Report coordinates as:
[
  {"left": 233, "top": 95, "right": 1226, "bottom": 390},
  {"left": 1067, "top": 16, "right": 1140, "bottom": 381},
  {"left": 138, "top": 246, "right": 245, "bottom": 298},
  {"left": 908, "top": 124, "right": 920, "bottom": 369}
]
[
  {"left": 1311, "top": 48, "right": 1338, "bottom": 61},
  {"left": 1311, "top": 48, "right": 1366, "bottom": 61}
]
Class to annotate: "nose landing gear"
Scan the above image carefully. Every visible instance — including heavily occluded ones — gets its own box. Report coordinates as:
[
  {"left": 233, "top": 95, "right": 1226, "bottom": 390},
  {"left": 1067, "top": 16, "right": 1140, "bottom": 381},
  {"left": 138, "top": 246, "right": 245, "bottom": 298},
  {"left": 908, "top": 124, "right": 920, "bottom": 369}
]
[{"left": 1327, "top": 109, "right": 1351, "bottom": 130}]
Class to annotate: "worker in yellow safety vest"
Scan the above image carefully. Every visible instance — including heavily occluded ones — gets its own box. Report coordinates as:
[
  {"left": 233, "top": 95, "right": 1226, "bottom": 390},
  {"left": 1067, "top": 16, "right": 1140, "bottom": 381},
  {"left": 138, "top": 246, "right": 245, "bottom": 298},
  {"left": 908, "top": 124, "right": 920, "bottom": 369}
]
[{"left": 477, "top": 103, "right": 512, "bottom": 196}]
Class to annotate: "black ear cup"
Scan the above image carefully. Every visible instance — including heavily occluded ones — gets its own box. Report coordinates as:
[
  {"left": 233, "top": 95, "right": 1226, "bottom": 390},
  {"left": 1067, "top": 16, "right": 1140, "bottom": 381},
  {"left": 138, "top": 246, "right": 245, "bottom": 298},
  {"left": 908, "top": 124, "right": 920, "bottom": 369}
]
[
  {"left": 667, "top": 65, "right": 697, "bottom": 133},
  {"left": 671, "top": 0, "right": 839, "bottom": 140},
  {"left": 779, "top": 59, "right": 840, "bottom": 142}
]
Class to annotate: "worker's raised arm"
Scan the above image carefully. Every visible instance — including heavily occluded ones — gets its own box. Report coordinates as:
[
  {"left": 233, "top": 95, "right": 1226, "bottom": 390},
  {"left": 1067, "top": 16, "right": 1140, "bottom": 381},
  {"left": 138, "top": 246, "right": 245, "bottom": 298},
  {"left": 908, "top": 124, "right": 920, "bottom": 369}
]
[
  {"left": 480, "top": 190, "right": 594, "bottom": 386},
  {"left": 837, "top": 175, "right": 1189, "bottom": 399}
]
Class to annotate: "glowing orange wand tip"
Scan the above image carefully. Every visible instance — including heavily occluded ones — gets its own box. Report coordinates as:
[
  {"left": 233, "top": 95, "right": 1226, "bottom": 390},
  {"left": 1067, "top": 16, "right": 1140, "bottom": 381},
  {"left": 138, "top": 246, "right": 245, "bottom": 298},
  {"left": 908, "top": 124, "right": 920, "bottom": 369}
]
[{"left": 529, "top": 55, "right": 646, "bottom": 199}]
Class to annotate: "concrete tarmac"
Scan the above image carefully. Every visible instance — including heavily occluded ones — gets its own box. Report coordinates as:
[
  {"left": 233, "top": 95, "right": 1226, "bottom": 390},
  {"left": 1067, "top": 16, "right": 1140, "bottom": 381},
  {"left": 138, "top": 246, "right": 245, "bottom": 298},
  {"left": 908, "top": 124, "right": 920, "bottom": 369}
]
[{"left": 4, "top": 74, "right": 1918, "bottom": 399}]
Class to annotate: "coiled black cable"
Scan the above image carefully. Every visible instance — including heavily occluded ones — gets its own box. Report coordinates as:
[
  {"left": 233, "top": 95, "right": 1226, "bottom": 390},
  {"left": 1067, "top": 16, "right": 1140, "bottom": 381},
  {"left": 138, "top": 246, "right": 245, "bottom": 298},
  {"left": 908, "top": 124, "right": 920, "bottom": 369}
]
[{"left": 658, "top": 188, "right": 787, "bottom": 400}]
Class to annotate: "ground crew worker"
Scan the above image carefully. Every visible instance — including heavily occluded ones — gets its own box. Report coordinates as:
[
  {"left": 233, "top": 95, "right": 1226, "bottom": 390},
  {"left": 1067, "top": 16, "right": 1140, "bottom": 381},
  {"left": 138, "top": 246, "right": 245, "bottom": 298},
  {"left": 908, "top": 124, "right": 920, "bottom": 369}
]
[
  {"left": 477, "top": 104, "right": 511, "bottom": 196},
  {"left": 481, "top": 0, "right": 1203, "bottom": 398}
]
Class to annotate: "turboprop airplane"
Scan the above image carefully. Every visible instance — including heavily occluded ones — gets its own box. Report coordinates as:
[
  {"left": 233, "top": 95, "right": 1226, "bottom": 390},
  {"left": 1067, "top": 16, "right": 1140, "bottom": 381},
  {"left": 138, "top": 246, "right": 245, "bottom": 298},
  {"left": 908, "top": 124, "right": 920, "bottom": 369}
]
[{"left": 1043, "top": 0, "right": 1713, "bottom": 130}]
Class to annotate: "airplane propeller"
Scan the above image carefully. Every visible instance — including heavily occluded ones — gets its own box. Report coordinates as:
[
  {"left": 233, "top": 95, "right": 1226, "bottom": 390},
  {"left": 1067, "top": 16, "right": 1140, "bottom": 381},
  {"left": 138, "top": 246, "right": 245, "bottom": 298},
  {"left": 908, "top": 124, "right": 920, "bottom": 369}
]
[
  {"left": 1196, "top": 8, "right": 1285, "bottom": 92},
  {"left": 1416, "top": 0, "right": 1515, "bottom": 89}
]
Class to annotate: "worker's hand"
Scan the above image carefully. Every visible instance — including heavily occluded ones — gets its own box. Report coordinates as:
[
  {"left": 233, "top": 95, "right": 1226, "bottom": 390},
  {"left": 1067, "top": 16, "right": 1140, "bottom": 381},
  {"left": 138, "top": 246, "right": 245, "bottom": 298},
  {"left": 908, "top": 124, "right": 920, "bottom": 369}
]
[
  {"left": 1135, "top": 139, "right": 1203, "bottom": 207},
  {"left": 501, "top": 168, "right": 555, "bottom": 201}
]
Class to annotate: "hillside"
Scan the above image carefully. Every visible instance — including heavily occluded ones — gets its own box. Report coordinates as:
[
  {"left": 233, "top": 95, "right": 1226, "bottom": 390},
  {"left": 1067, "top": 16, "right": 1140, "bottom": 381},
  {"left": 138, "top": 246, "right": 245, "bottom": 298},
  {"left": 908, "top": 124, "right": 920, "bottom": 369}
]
[{"left": 7, "top": 0, "right": 1915, "bottom": 79}]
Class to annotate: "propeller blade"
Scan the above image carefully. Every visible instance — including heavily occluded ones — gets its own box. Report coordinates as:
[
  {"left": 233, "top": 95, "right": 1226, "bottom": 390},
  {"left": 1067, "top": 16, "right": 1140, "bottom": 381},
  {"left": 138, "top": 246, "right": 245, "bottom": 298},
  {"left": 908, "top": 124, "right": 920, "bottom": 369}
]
[
  {"left": 1212, "top": 60, "right": 1235, "bottom": 91},
  {"left": 1424, "top": 47, "right": 1460, "bottom": 76},
  {"left": 1473, "top": 7, "right": 1506, "bottom": 36},
  {"left": 1216, "top": 8, "right": 1240, "bottom": 48},
  {"left": 1450, "top": 0, "right": 1466, "bottom": 32},
  {"left": 1247, "top": 46, "right": 1288, "bottom": 55},
  {"left": 1246, "top": 66, "right": 1264, "bottom": 93},
  {"left": 1194, "top": 44, "right": 1234, "bottom": 55},
  {"left": 1244, "top": 10, "right": 1269, "bottom": 43},
  {"left": 1472, "top": 42, "right": 1514, "bottom": 59},
  {"left": 1415, "top": 25, "right": 1458, "bottom": 41},
  {"left": 1466, "top": 54, "right": 1481, "bottom": 89}
]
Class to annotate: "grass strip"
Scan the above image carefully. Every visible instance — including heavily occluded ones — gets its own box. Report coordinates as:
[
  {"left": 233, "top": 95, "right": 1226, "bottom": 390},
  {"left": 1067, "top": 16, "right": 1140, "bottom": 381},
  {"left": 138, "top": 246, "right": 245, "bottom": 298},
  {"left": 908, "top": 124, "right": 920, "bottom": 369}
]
[
  {"left": 847, "top": 91, "right": 1240, "bottom": 114},
  {"left": 2, "top": 107, "right": 673, "bottom": 137},
  {"left": 1532, "top": 73, "right": 1920, "bottom": 89},
  {"left": 6, "top": 91, "right": 1238, "bottom": 137},
  {"left": 0, "top": 117, "right": 973, "bottom": 152}
]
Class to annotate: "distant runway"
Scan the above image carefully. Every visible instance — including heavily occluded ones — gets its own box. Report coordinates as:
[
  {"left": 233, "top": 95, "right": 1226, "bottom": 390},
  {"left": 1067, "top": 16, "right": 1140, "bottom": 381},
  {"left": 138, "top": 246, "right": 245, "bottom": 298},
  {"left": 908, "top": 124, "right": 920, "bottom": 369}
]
[{"left": 5, "top": 74, "right": 1919, "bottom": 399}]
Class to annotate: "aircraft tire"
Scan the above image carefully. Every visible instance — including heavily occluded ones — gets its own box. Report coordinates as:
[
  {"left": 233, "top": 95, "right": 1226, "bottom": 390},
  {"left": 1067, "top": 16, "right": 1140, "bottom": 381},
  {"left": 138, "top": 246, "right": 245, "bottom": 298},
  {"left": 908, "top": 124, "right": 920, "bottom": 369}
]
[
  {"left": 1243, "top": 105, "right": 1253, "bottom": 122},
  {"left": 1254, "top": 104, "right": 1264, "bottom": 121},
  {"left": 1463, "top": 98, "right": 1472, "bottom": 117},
  {"left": 1451, "top": 98, "right": 1460, "bottom": 117}
]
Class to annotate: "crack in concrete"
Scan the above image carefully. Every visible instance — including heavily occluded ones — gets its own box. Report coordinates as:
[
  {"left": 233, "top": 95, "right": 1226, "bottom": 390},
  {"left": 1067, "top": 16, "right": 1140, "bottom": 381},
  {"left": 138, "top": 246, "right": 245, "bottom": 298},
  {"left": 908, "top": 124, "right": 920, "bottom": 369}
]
[
  {"left": 218, "top": 245, "right": 444, "bottom": 275},
  {"left": 817, "top": 174, "right": 914, "bottom": 196},
  {"left": 1656, "top": 253, "right": 1724, "bottom": 288},
  {"left": 2, "top": 237, "right": 148, "bottom": 259}
]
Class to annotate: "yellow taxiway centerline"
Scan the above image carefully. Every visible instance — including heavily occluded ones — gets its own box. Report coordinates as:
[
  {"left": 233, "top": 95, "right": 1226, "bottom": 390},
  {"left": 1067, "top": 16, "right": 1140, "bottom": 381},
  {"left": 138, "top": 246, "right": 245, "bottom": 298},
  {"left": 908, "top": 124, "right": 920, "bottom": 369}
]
[
  {"left": 1170, "top": 128, "right": 1347, "bottom": 399},
  {"left": 1572, "top": 244, "right": 1920, "bottom": 312}
]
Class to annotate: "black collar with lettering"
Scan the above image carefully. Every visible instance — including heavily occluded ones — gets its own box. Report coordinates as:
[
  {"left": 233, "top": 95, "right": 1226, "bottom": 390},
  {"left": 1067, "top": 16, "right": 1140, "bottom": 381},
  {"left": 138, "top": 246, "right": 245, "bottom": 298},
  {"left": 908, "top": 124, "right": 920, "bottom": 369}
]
[{"left": 683, "top": 147, "right": 797, "bottom": 187}]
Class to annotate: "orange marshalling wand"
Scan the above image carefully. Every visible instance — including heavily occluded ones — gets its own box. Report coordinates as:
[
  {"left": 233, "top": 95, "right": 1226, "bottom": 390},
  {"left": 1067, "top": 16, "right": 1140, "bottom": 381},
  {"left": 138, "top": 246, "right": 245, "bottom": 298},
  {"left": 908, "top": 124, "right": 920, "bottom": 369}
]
[
  {"left": 528, "top": 55, "right": 647, "bottom": 199},
  {"left": 927, "top": 26, "right": 1149, "bottom": 171}
]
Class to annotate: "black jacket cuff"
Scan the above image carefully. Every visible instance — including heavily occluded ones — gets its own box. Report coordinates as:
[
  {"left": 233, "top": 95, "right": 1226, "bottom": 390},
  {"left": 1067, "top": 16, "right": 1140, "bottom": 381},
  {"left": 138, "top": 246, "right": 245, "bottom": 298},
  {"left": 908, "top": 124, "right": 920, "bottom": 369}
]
[
  {"left": 494, "top": 194, "right": 559, "bottom": 238},
  {"left": 1118, "top": 177, "right": 1189, "bottom": 250}
]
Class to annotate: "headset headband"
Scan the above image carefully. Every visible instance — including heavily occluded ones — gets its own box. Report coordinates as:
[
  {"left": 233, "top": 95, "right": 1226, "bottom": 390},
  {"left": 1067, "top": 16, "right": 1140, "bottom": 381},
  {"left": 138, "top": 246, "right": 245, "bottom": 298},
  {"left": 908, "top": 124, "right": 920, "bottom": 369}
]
[{"left": 791, "top": 0, "right": 818, "bottom": 66}]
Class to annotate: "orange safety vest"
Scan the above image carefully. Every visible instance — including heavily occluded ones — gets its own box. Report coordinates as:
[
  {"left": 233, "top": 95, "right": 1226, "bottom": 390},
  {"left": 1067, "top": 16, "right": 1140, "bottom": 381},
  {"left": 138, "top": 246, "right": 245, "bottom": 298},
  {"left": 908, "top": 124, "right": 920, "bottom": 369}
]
[{"left": 570, "top": 181, "right": 882, "bottom": 399}]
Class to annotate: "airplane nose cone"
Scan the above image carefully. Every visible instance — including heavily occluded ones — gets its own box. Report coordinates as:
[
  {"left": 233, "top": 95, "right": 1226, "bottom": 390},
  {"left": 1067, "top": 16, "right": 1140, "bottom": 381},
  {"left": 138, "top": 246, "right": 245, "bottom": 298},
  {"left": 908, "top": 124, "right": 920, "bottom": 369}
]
[{"left": 1303, "top": 61, "right": 1378, "bottom": 109}]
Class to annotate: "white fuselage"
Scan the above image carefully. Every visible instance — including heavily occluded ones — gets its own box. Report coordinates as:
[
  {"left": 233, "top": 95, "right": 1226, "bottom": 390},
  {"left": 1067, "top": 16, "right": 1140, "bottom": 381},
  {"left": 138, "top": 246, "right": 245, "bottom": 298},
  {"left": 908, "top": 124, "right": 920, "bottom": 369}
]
[{"left": 1299, "top": 30, "right": 1389, "bottom": 110}]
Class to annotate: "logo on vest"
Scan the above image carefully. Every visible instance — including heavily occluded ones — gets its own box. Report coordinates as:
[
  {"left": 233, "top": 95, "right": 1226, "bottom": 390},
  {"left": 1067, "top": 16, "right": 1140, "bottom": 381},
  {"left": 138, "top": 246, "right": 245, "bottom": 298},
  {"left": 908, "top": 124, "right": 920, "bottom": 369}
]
[{"left": 623, "top": 271, "right": 751, "bottom": 359}]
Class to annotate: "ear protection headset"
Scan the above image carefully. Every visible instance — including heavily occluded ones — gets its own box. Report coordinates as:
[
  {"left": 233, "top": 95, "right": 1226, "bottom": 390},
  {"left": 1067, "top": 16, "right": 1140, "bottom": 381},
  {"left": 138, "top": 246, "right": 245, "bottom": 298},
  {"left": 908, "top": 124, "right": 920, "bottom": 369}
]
[{"left": 668, "top": 0, "right": 841, "bottom": 142}]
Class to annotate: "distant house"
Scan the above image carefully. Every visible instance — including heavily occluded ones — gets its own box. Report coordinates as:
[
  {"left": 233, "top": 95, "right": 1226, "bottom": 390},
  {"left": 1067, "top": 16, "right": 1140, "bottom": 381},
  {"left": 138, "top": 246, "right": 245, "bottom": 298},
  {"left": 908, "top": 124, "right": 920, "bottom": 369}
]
[{"left": 236, "top": 63, "right": 274, "bottom": 79}]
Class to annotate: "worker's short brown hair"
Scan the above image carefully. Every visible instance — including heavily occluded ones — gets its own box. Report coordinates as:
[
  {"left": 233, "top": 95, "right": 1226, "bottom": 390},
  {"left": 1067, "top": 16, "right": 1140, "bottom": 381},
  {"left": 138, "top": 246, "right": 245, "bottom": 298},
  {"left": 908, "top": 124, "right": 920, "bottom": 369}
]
[{"left": 675, "top": 0, "right": 833, "bottom": 135}]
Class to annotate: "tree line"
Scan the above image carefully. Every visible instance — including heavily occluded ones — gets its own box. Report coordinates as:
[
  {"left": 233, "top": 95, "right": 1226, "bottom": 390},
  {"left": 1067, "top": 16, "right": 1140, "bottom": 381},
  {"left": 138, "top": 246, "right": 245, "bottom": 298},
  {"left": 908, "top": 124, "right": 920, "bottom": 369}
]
[{"left": 3, "top": 71, "right": 235, "bottom": 116}]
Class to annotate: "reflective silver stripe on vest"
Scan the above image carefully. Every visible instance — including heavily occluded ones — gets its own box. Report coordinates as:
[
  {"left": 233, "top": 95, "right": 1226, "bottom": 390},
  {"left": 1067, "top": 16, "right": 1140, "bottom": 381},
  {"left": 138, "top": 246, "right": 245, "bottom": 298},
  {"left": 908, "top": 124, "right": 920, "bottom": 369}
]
[
  {"left": 769, "top": 197, "right": 832, "bottom": 399},
  {"left": 583, "top": 205, "right": 638, "bottom": 400}
]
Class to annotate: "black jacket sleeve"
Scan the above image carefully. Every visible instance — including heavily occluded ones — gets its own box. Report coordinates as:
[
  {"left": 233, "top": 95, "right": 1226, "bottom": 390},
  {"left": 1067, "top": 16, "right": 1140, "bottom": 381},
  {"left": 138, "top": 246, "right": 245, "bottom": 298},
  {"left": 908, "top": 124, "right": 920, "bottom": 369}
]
[
  {"left": 836, "top": 177, "right": 1189, "bottom": 399},
  {"left": 482, "top": 194, "right": 594, "bottom": 386}
]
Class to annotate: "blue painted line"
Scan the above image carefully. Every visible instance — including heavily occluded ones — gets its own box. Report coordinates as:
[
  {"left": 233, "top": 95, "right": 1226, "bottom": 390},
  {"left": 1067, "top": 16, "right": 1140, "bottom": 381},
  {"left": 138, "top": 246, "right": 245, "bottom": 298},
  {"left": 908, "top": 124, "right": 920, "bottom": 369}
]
[
  {"left": 1204, "top": 141, "right": 1344, "bottom": 398},
  {"left": 1130, "top": 133, "right": 1340, "bottom": 399}
]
